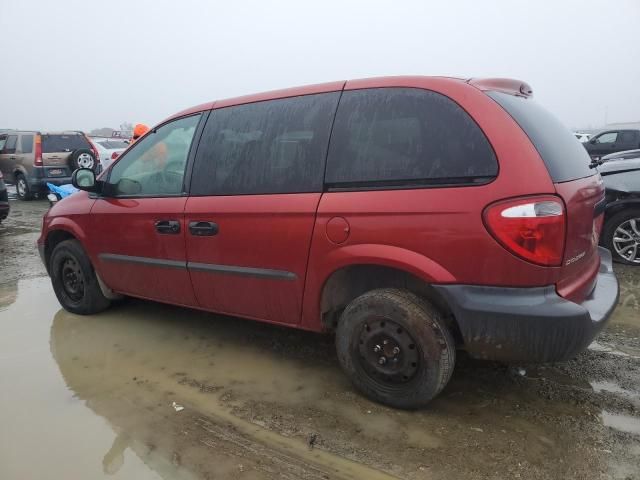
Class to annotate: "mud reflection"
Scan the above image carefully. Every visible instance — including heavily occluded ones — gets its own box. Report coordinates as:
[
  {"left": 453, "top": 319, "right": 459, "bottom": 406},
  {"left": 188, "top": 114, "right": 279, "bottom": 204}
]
[{"left": 47, "top": 293, "right": 635, "bottom": 479}]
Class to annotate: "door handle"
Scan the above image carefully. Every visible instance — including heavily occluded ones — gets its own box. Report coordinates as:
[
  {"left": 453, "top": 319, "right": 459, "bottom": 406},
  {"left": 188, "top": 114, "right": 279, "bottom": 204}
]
[
  {"left": 155, "top": 220, "right": 181, "bottom": 234},
  {"left": 8, "top": 156, "right": 16, "bottom": 160},
  {"left": 189, "top": 221, "right": 218, "bottom": 236}
]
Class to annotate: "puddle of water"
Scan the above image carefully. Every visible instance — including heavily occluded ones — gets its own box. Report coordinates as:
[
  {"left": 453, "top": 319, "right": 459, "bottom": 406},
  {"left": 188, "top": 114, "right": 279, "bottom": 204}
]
[
  {"left": 602, "top": 411, "right": 640, "bottom": 435},
  {"left": 1, "top": 276, "right": 636, "bottom": 479},
  {"left": 588, "top": 341, "right": 640, "bottom": 359}
]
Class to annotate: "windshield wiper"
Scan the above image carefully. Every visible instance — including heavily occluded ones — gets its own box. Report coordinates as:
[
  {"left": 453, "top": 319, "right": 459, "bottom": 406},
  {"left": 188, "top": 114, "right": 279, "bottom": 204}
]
[{"left": 589, "top": 158, "right": 604, "bottom": 169}]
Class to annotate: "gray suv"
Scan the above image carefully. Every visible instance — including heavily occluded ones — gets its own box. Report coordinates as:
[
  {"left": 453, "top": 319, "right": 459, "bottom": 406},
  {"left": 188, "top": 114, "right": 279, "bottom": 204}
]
[{"left": 0, "top": 131, "right": 98, "bottom": 200}]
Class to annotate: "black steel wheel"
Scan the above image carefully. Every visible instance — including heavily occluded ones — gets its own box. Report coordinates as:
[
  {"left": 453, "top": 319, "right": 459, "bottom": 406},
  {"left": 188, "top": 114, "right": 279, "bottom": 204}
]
[
  {"left": 50, "top": 239, "right": 111, "bottom": 314},
  {"left": 336, "top": 288, "right": 456, "bottom": 409}
]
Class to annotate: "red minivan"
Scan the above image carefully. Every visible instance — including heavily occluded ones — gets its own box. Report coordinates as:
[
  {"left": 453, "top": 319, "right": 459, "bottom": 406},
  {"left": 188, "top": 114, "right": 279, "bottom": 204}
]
[{"left": 38, "top": 77, "right": 619, "bottom": 408}]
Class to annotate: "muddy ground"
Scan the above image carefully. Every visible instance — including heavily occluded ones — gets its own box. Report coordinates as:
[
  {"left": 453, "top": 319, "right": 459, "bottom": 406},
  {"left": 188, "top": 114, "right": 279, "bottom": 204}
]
[{"left": 1, "top": 194, "right": 639, "bottom": 480}]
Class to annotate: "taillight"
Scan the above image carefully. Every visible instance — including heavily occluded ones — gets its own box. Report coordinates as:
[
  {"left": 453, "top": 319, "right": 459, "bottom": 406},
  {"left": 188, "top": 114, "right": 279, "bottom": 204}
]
[
  {"left": 111, "top": 151, "right": 120, "bottom": 160},
  {"left": 87, "top": 138, "right": 100, "bottom": 162},
  {"left": 34, "top": 134, "right": 43, "bottom": 166},
  {"left": 484, "top": 196, "right": 566, "bottom": 267}
]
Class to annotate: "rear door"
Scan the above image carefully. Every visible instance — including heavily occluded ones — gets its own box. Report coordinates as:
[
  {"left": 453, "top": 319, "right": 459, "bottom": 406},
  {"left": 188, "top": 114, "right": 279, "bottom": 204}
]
[
  {"left": 184, "top": 92, "right": 340, "bottom": 325},
  {"left": 488, "top": 91, "right": 604, "bottom": 302},
  {"left": 619, "top": 130, "right": 640, "bottom": 151},
  {"left": 16, "top": 133, "right": 34, "bottom": 174},
  {"left": 86, "top": 114, "right": 203, "bottom": 306},
  {"left": 41, "top": 133, "right": 89, "bottom": 166}
]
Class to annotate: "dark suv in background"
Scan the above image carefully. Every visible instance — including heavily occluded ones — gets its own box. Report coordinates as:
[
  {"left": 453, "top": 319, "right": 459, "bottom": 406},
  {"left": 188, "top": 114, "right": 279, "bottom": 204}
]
[
  {"left": 584, "top": 129, "right": 640, "bottom": 161},
  {"left": 0, "top": 131, "right": 98, "bottom": 200}
]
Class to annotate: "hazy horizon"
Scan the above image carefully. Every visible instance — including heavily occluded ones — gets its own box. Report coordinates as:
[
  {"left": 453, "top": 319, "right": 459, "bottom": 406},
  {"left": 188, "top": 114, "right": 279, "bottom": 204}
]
[{"left": 1, "top": 0, "right": 638, "bottom": 133}]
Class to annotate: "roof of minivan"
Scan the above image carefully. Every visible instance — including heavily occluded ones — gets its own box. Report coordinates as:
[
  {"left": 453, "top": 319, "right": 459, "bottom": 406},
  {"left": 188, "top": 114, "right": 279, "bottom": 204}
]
[{"left": 164, "top": 75, "right": 531, "bottom": 123}]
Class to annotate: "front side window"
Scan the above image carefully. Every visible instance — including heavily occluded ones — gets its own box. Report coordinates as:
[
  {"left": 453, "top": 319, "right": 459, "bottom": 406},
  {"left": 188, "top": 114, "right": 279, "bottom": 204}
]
[
  {"left": 325, "top": 88, "right": 498, "bottom": 187},
  {"left": 191, "top": 92, "right": 340, "bottom": 196},
  {"left": 19, "top": 134, "right": 34, "bottom": 154},
  {"left": 595, "top": 132, "right": 618, "bottom": 144},
  {"left": 107, "top": 114, "right": 201, "bottom": 196}
]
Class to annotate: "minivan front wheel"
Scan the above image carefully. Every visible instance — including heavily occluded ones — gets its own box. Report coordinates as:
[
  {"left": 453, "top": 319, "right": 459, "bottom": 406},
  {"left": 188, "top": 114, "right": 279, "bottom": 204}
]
[
  {"left": 50, "top": 239, "right": 111, "bottom": 314},
  {"left": 336, "top": 288, "right": 455, "bottom": 409},
  {"left": 15, "top": 173, "right": 33, "bottom": 201}
]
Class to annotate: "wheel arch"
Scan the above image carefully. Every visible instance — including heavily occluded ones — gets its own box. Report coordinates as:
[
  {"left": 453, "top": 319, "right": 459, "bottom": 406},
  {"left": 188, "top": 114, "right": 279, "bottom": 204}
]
[{"left": 316, "top": 261, "right": 462, "bottom": 344}]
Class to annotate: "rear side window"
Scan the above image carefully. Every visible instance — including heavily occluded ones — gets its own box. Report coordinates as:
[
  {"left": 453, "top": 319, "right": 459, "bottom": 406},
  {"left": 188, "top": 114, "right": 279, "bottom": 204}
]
[
  {"left": 191, "top": 92, "right": 340, "bottom": 196},
  {"left": 20, "top": 134, "right": 33, "bottom": 154},
  {"left": 42, "top": 134, "right": 90, "bottom": 153},
  {"left": 487, "top": 91, "right": 593, "bottom": 182},
  {"left": 3, "top": 135, "right": 17, "bottom": 154},
  {"left": 325, "top": 88, "right": 497, "bottom": 187}
]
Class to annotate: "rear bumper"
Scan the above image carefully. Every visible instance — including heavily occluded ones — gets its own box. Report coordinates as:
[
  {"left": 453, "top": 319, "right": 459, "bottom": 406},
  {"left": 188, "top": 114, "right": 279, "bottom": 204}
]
[
  {"left": 29, "top": 167, "right": 72, "bottom": 192},
  {"left": 434, "top": 247, "right": 619, "bottom": 363}
]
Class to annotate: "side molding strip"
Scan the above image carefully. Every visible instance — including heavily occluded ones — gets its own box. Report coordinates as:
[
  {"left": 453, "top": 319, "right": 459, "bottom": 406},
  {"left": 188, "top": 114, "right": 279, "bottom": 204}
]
[{"left": 98, "top": 253, "right": 297, "bottom": 281}]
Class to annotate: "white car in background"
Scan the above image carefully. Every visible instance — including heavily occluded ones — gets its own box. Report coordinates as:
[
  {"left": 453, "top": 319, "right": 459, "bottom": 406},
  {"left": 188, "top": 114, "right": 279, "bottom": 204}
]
[
  {"left": 573, "top": 132, "right": 592, "bottom": 142},
  {"left": 89, "top": 137, "right": 129, "bottom": 172}
]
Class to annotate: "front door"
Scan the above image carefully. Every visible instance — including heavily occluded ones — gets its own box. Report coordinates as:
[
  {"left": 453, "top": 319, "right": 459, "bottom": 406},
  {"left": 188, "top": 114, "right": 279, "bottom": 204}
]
[
  {"left": 0, "top": 134, "right": 18, "bottom": 182},
  {"left": 86, "top": 113, "right": 203, "bottom": 307},
  {"left": 184, "top": 91, "right": 340, "bottom": 325},
  {"left": 590, "top": 131, "right": 619, "bottom": 159}
]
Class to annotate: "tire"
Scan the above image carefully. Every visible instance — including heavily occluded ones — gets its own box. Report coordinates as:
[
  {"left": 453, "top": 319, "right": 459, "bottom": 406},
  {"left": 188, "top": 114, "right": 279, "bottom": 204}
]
[
  {"left": 602, "top": 208, "right": 640, "bottom": 265},
  {"left": 50, "top": 239, "right": 111, "bottom": 314},
  {"left": 336, "top": 288, "right": 456, "bottom": 409},
  {"left": 69, "top": 149, "right": 97, "bottom": 171},
  {"left": 15, "top": 173, "right": 34, "bottom": 201}
]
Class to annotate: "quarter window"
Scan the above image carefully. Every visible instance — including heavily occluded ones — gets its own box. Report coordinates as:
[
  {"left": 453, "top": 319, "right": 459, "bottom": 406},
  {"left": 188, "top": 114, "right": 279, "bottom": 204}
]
[
  {"left": 325, "top": 88, "right": 497, "bottom": 186},
  {"left": 19, "top": 134, "right": 34, "bottom": 154},
  {"left": 191, "top": 92, "right": 340, "bottom": 196},
  {"left": 107, "top": 114, "right": 201, "bottom": 196}
]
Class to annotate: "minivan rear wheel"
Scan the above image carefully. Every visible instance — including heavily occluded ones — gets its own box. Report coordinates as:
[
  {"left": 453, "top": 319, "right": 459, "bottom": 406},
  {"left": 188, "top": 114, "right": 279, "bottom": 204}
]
[
  {"left": 15, "top": 173, "right": 33, "bottom": 201},
  {"left": 603, "top": 208, "right": 640, "bottom": 265},
  {"left": 50, "top": 239, "right": 111, "bottom": 314},
  {"left": 336, "top": 288, "right": 455, "bottom": 409}
]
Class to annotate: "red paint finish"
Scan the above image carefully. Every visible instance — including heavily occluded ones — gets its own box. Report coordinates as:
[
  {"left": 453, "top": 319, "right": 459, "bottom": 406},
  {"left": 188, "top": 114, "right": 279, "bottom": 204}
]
[
  {"left": 555, "top": 175, "right": 606, "bottom": 303},
  {"left": 184, "top": 193, "right": 321, "bottom": 324},
  {"left": 86, "top": 197, "right": 197, "bottom": 306},
  {"left": 325, "top": 217, "right": 350, "bottom": 244},
  {"left": 38, "top": 75, "right": 607, "bottom": 338}
]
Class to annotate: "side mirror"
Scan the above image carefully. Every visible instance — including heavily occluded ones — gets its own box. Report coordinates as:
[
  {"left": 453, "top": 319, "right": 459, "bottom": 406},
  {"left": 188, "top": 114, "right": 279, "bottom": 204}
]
[
  {"left": 71, "top": 168, "right": 97, "bottom": 191},
  {"left": 589, "top": 138, "right": 596, "bottom": 144}
]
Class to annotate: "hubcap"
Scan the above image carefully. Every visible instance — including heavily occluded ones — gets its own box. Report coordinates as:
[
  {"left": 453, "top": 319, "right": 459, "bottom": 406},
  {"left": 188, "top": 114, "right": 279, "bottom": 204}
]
[
  {"left": 17, "top": 179, "right": 26, "bottom": 196},
  {"left": 358, "top": 318, "right": 420, "bottom": 385},
  {"left": 61, "top": 257, "right": 85, "bottom": 301},
  {"left": 612, "top": 218, "right": 640, "bottom": 264},
  {"left": 77, "top": 153, "right": 94, "bottom": 169}
]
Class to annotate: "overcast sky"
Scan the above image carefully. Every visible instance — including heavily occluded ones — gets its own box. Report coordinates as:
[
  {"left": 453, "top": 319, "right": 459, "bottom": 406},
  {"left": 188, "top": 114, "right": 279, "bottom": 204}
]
[{"left": 1, "top": 0, "right": 638, "bottom": 132}]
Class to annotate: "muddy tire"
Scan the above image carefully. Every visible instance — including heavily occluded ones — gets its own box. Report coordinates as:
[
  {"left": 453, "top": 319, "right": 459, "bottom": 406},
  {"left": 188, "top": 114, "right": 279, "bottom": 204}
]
[
  {"left": 336, "top": 288, "right": 455, "bottom": 409},
  {"left": 50, "top": 239, "right": 111, "bottom": 315},
  {"left": 602, "top": 208, "right": 640, "bottom": 265},
  {"left": 15, "top": 173, "right": 34, "bottom": 201}
]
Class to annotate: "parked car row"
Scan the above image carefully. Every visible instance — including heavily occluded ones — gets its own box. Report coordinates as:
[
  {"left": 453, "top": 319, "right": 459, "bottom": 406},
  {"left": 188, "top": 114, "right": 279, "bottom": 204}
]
[{"left": 0, "top": 131, "right": 99, "bottom": 200}]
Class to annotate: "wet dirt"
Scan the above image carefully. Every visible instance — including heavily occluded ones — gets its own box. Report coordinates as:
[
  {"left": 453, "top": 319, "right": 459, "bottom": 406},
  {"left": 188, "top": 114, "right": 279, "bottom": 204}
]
[{"left": 1, "top": 198, "right": 640, "bottom": 479}]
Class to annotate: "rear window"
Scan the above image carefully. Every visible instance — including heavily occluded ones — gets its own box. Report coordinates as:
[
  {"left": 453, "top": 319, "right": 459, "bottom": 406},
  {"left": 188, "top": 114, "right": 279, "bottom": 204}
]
[
  {"left": 41, "top": 134, "right": 90, "bottom": 153},
  {"left": 487, "top": 91, "right": 593, "bottom": 183},
  {"left": 325, "top": 88, "right": 498, "bottom": 187}
]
